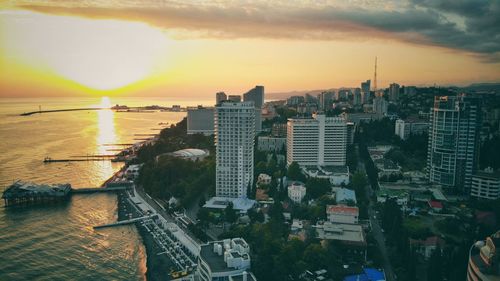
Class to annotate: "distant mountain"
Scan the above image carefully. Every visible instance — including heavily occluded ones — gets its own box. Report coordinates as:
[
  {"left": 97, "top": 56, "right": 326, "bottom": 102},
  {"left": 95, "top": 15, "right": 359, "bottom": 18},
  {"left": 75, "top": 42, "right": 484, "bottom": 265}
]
[
  {"left": 463, "top": 82, "right": 500, "bottom": 92},
  {"left": 267, "top": 88, "right": 339, "bottom": 100}
]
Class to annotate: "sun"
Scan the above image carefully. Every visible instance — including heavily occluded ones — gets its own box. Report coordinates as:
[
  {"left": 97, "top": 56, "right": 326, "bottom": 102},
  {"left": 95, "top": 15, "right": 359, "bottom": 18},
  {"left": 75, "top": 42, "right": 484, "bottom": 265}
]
[{"left": 1, "top": 10, "right": 170, "bottom": 91}]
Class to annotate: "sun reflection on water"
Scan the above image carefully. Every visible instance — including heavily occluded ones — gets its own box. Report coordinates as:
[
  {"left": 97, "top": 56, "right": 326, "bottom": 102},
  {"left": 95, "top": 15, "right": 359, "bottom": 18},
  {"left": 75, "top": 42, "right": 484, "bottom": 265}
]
[{"left": 96, "top": 97, "right": 118, "bottom": 179}]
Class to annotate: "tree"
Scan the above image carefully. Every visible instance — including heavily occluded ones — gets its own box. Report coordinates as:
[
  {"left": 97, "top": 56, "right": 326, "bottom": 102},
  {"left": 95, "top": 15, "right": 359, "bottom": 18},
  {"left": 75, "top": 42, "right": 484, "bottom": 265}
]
[
  {"left": 224, "top": 202, "right": 238, "bottom": 223},
  {"left": 287, "top": 161, "right": 304, "bottom": 182},
  {"left": 305, "top": 178, "right": 331, "bottom": 199}
]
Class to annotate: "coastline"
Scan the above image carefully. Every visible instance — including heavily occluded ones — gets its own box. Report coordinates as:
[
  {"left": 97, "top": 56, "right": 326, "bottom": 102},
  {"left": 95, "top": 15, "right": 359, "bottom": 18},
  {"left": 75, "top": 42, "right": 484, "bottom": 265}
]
[{"left": 117, "top": 190, "right": 174, "bottom": 281}]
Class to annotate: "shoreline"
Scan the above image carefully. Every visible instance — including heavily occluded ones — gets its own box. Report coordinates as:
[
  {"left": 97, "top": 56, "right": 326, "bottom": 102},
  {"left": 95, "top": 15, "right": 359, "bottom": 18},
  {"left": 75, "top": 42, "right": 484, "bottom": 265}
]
[{"left": 116, "top": 190, "right": 174, "bottom": 281}]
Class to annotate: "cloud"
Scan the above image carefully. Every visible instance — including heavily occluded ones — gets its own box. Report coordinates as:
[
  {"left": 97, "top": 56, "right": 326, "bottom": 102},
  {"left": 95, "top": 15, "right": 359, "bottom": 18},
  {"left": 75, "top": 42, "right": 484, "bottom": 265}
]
[{"left": 8, "top": 0, "right": 500, "bottom": 62}]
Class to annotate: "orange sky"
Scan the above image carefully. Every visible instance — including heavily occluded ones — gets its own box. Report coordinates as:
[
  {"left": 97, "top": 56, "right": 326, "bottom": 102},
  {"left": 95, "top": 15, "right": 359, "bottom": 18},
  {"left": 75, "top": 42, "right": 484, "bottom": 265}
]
[{"left": 1, "top": 2, "right": 500, "bottom": 98}]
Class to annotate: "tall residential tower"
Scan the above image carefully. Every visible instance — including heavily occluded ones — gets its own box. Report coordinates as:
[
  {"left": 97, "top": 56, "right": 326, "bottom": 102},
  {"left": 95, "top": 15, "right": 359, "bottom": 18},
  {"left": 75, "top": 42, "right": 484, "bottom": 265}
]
[
  {"left": 427, "top": 95, "right": 481, "bottom": 194},
  {"left": 215, "top": 101, "right": 256, "bottom": 198},
  {"left": 287, "top": 113, "right": 347, "bottom": 167}
]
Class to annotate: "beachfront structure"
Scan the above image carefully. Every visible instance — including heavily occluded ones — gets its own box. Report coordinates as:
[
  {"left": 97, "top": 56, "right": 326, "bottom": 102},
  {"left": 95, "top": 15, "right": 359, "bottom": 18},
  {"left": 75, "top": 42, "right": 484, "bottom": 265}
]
[
  {"left": 287, "top": 113, "right": 347, "bottom": 167},
  {"left": 197, "top": 238, "right": 254, "bottom": 281},
  {"left": 2, "top": 180, "right": 71, "bottom": 206},
  {"left": 288, "top": 181, "right": 307, "bottom": 204},
  {"left": 187, "top": 107, "right": 215, "bottom": 135},
  {"left": 466, "top": 231, "right": 499, "bottom": 281},
  {"left": 168, "top": 149, "right": 209, "bottom": 161},
  {"left": 427, "top": 95, "right": 482, "bottom": 194},
  {"left": 471, "top": 168, "right": 500, "bottom": 200},
  {"left": 395, "top": 118, "right": 429, "bottom": 140},
  {"left": 215, "top": 101, "right": 255, "bottom": 199}
]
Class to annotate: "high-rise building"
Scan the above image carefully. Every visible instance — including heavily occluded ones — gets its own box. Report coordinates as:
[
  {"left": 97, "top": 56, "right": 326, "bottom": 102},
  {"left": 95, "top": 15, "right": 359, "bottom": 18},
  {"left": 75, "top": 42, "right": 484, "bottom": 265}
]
[
  {"left": 243, "top": 85, "right": 264, "bottom": 109},
  {"left": 216, "top": 92, "right": 227, "bottom": 105},
  {"left": 227, "top": 95, "right": 242, "bottom": 102},
  {"left": 287, "top": 113, "right": 347, "bottom": 167},
  {"left": 427, "top": 95, "right": 481, "bottom": 193},
  {"left": 215, "top": 101, "right": 255, "bottom": 198},
  {"left": 373, "top": 96, "right": 388, "bottom": 116},
  {"left": 466, "top": 231, "right": 499, "bottom": 281},
  {"left": 187, "top": 106, "right": 215, "bottom": 135},
  {"left": 361, "top": 80, "right": 371, "bottom": 94},
  {"left": 389, "top": 83, "right": 400, "bottom": 102},
  {"left": 287, "top": 95, "right": 305, "bottom": 106},
  {"left": 353, "top": 88, "right": 362, "bottom": 106},
  {"left": 318, "top": 91, "right": 334, "bottom": 110}
]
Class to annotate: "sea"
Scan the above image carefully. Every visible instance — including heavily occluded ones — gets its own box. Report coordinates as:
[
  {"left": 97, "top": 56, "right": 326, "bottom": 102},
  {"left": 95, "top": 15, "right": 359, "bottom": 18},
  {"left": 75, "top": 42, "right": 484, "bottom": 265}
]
[{"left": 0, "top": 96, "right": 212, "bottom": 281}]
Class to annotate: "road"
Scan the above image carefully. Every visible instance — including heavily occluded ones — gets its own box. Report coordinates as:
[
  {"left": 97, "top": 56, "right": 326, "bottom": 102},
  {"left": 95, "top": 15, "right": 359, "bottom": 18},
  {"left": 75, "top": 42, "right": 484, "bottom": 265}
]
[
  {"left": 133, "top": 185, "right": 205, "bottom": 245},
  {"left": 356, "top": 145, "right": 396, "bottom": 281}
]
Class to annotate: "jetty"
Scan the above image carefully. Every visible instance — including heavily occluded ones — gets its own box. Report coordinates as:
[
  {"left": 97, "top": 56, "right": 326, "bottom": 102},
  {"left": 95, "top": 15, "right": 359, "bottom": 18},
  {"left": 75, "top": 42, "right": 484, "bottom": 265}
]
[
  {"left": 2, "top": 180, "right": 131, "bottom": 207},
  {"left": 21, "top": 107, "right": 106, "bottom": 116},
  {"left": 93, "top": 214, "right": 157, "bottom": 229}
]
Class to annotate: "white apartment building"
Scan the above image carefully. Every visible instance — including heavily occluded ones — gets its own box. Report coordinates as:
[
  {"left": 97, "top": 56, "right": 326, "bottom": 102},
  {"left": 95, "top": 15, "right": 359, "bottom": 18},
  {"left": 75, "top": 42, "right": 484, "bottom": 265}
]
[
  {"left": 427, "top": 95, "right": 481, "bottom": 193},
  {"left": 395, "top": 118, "right": 429, "bottom": 140},
  {"left": 287, "top": 113, "right": 347, "bottom": 167},
  {"left": 187, "top": 107, "right": 215, "bottom": 135},
  {"left": 288, "top": 181, "right": 306, "bottom": 203},
  {"left": 215, "top": 102, "right": 255, "bottom": 198},
  {"left": 257, "top": 136, "right": 286, "bottom": 152},
  {"left": 197, "top": 238, "right": 253, "bottom": 281},
  {"left": 471, "top": 169, "right": 500, "bottom": 200}
]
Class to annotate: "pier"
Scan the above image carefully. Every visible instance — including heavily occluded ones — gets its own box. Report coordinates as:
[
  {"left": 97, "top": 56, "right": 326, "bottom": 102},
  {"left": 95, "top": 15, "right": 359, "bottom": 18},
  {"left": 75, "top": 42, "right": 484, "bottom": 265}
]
[
  {"left": 2, "top": 181, "right": 132, "bottom": 207},
  {"left": 93, "top": 214, "right": 157, "bottom": 229}
]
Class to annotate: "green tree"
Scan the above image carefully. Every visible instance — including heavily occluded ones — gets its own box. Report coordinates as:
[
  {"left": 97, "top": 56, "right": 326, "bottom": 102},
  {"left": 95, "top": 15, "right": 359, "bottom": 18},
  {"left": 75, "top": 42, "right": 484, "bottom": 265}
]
[
  {"left": 287, "top": 161, "right": 304, "bottom": 181},
  {"left": 305, "top": 178, "right": 331, "bottom": 199},
  {"left": 224, "top": 202, "right": 238, "bottom": 223}
]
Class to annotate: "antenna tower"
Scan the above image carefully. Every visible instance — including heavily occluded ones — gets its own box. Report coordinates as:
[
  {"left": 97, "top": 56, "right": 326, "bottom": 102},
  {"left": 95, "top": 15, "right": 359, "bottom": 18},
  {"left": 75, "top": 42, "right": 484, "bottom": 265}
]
[{"left": 374, "top": 56, "right": 378, "bottom": 92}]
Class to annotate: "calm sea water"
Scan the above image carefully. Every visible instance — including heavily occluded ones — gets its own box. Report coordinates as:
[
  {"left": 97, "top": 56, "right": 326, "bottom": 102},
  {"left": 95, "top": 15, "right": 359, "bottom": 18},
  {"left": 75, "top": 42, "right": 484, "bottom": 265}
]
[{"left": 0, "top": 97, "right": 209, "bottom": 280}]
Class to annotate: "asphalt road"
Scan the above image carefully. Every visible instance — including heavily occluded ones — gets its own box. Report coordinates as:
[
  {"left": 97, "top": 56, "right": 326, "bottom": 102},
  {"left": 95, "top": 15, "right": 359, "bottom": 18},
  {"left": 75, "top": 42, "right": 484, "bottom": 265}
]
[{"left": 356, "top": 145, "right": 396, "bottom": 281}]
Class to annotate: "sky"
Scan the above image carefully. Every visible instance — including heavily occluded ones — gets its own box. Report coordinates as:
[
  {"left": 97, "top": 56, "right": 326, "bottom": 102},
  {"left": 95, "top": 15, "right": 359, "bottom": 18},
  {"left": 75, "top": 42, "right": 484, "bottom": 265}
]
[{"left": 1, "top": 0, "right": 500, "bottom": 98}]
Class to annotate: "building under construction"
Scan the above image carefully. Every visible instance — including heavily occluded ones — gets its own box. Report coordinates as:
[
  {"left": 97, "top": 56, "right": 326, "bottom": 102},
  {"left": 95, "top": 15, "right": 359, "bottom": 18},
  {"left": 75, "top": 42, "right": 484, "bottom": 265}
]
[{"left": 2, "top": 180, "right": 71, "bottom": 206}]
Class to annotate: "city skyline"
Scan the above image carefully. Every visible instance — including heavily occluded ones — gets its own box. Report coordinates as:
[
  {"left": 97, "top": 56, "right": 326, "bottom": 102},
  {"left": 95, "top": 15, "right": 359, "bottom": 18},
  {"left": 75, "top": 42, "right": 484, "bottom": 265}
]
[{"left": 1, "top": 1, "right": 500, "bottom": 98}]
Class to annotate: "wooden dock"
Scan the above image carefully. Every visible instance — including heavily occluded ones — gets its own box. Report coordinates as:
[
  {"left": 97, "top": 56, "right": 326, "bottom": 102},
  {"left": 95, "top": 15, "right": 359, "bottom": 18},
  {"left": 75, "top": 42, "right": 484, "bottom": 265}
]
[
  {"left": 70, "top": 186, "right": 131, "bottom": 194},
  {"left": 93, "top": 214, "right": 157, "bottom": 229}
]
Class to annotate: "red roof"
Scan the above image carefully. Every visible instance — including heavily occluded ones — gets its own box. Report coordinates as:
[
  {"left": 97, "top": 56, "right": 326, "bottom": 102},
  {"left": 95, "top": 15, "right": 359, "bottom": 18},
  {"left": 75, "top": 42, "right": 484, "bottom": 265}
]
[
  {"left": 327, "top": 205, "right": 359, "bottom": 215},
  {"left": 428, "top": 200, "right": 443, "bottom": 209}
]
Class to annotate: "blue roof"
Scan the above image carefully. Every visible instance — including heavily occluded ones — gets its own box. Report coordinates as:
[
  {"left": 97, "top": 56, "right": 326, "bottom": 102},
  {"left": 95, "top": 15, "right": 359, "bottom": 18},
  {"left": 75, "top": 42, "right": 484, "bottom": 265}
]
[
  {"left": 343, "top": 268, "right": 385, "bottom": 281},
  {"left": 344, "top": 275, "right": 369, "bottom": 281}
]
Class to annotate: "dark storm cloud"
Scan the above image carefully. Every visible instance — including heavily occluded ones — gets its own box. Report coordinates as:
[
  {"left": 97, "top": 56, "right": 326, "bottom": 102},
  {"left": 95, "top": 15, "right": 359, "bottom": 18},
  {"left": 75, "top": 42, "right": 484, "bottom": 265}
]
[{"left": 11, "top": 0, "right": 500, "bottom": 62}]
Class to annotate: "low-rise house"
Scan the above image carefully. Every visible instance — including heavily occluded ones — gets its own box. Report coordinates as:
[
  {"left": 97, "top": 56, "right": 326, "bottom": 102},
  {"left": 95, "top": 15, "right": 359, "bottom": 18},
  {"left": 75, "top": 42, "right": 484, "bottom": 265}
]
[
  {"left": 376, "top": 188, "right": 409, "bottom": 209},
  {"left": 428, "top": 200, "right": 443, "bottom": 212},
  {"left": 288, "top": 181, "right": 307, "bottom": 204},
  {"left": 257, "top": 173, "right": 272, "bottom": 187},
  {"left": 409, "top": 236, "right": 445, "bottom": 259},
  {"left": 303, "top": 166, "right": 350, "bottom": 186},
  {"left": 327, "top": 205, "right": 359, "bottom": 224},
  {"left": 332, "top": 187, "right": 357, "bottom": 205}
]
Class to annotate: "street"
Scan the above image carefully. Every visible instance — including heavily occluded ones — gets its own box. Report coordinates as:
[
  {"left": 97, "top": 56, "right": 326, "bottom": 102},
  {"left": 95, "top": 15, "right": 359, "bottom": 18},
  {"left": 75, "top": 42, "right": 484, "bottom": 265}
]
[{"left": 356, "top": 145, "right": 396, "bottom": 281}]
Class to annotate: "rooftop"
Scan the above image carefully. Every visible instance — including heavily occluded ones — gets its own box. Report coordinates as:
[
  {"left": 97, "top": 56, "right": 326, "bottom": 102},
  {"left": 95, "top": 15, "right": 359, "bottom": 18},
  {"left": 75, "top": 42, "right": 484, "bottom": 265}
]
[
  {"left": 204, "top": 197, "right": 256, "bottom": 212},
  {"left": 2, "top": 180, "right": 71, "bottom": 199},
  {"left": 315, "top": 222, "right": 365, "bottom": 244},
  {"left": 332, "top": 187, "right": 356, "bottom": 204},
  {"left": 199, "top": 238, "right": 251, "bottom": 273},
  {"left": 171, "top": 148, "right": 208, "bottom": 158},
  {"left": 327, "top": 205, "right": 359, "bottom": 216},
  {"left": 469, "top": 231, "right": 500, "bottom": 280}
]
